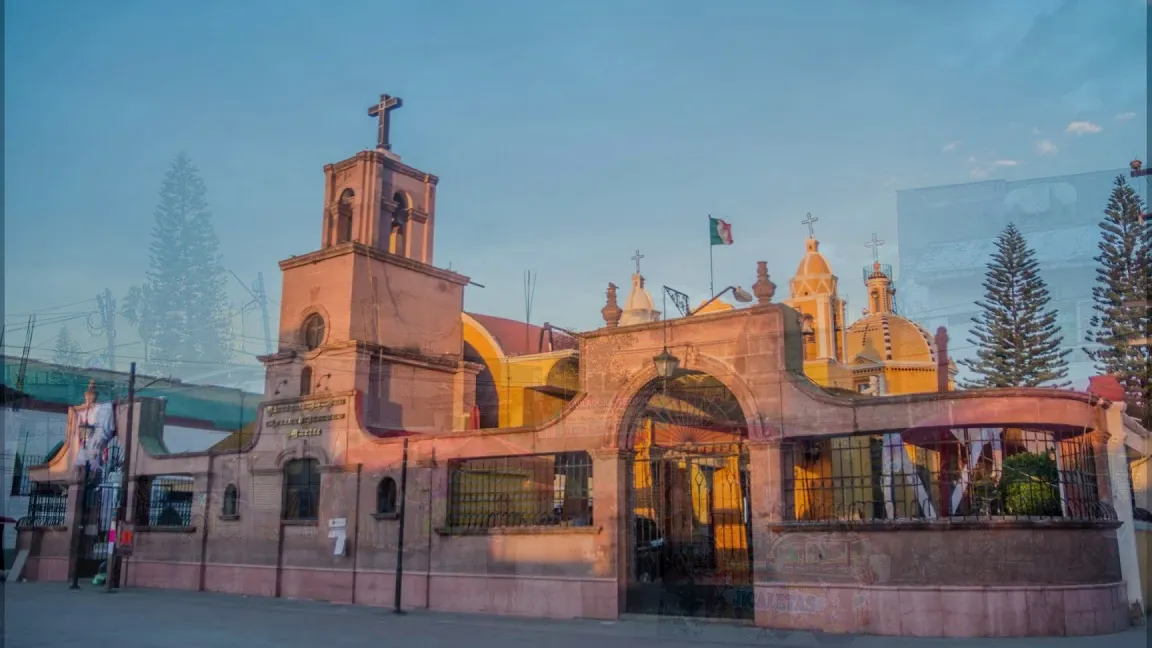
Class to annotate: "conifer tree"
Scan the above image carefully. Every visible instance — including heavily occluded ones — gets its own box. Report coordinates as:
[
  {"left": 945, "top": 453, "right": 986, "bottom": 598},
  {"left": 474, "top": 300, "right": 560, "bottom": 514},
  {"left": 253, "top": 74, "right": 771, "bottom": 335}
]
[
  {"left": 125, "top": 154, "right": 233, "bottom": 378},
  {"left": 962, "top": 223, "right": 1071, "bottom": 388},
  {"left": 1085, "top": 175, "right": 1151, "bottom": 420},
  {"left": 51, "top": 325, "right": 84, "bottom": 369}
]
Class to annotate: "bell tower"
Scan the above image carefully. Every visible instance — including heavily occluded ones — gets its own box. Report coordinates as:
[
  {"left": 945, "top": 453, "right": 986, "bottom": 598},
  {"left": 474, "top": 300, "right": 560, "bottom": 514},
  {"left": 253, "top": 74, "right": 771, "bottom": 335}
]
[
  {"left": 319, "top": 94, "right": 438, "bottom": 265},
  {"left": 261, "top": 93, "right": 477, "bottom": 436}
]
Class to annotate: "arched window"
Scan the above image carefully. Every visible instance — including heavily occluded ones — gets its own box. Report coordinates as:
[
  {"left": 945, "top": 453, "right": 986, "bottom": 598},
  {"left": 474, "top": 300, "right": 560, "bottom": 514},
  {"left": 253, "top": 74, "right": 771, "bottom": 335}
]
[
  {"left": 389, "top": 193, "right": 408, "bottom": 257},
  {"left": 300, "top": 366, "right": 313, "bottom": 396},
  {"left": 376, "top": 477, "right": 397, "bottom": 515},
  {"left": 222, "top": 484, "right": 239, "bottom": 517},
  {"left": 336, "top": 189, "right": 354, "bottom": 244},
  {"left": 302, "top": 313, "right": 325, "bottom": 351},
  {"left": 282, "top": 458, "right": 321, "bottom": 521}
]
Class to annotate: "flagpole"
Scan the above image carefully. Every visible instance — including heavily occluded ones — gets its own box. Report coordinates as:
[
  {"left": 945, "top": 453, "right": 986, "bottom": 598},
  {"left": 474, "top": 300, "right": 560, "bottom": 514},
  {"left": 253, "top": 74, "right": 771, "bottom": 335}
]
[{"left": 708, "top": 215, "right": 714, "bottom": 297}]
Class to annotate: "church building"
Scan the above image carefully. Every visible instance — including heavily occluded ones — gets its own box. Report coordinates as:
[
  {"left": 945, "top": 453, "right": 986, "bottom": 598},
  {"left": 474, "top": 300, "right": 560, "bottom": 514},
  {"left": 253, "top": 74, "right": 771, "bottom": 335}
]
[{"left": 18, "top": 95, "right": 1143, "bottom": 638}]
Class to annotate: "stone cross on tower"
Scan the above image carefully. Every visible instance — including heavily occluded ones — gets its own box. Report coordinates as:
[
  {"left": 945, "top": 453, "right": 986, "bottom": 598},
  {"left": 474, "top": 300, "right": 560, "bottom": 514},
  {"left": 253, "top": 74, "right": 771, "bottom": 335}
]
[
  {"left": 802, "top": 212, "right": 819, "bottom": 238},
  {"left": 367, "top": 94, "right": 403, "bottom": 151},
  {"left": 631, "top": 249, "right": 645, "bottom": 274},
  {"left": 865, "top": 233, "right": 885, "bottom": 262}
]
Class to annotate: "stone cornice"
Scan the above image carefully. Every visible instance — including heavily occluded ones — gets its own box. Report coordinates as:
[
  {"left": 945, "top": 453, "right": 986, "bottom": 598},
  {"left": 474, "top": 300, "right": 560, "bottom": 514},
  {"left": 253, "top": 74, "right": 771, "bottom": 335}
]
[
  {"left": 258, "top": 349, "right": 297, "bottom": 366},
  {"left": 279, "top": 242, "right": 470, "bottom": 286},
  {"left": 323, "top": 150, "right": 440, "bottom": 185},
  {"left": 350, "top": 340, "right": 463, "bottom": 372},
  {"left": 581, "top": 304, "right": 783, "bottom": 340}
]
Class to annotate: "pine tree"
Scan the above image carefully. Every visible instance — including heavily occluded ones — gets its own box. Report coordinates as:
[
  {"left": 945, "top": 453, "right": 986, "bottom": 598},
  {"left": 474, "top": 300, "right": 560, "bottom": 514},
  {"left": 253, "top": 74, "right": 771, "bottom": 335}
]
[
  {"left": 961, "top": 223, "right": 1071, "bottom": 388},
  {"left": 1084, "top": 175, "right": 1151, "bottom": 421},
  {"left": 125, "top": 154, "right": 233, "bottom": 378},
  {"left": 51, "top": 325, "right": 84, "bottom": 369}
]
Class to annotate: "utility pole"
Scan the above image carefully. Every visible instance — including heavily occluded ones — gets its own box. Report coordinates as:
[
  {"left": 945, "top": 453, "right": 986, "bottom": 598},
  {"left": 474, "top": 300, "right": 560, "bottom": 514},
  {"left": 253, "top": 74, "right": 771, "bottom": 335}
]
[
  {"left": 392, "top": 437, "right": 409, "bottom": 615},
  {"left": 106, "top": 362, "right": 136, "bottom": 592},
  {"left": 96, "top": 289, "right": 117, "bottom": 371}
]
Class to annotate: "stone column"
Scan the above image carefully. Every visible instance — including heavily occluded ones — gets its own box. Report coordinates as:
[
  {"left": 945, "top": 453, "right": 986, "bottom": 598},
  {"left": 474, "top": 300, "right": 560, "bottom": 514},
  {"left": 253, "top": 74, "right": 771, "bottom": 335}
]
[
  {"left": 1104, "top": 406, "right": 1145, "bottom": 622},
  {"left": 747, "top": 440, "right": 783, "bottom": 574},
  {"left": 590, "top": 448, "right": 627, "bottom": 618},
  {"left": 64, "top": 469, "right": 87, "bottom": 584},
  {"left": 1092, "top": 428, "right": 1114, "bottom": 505}
]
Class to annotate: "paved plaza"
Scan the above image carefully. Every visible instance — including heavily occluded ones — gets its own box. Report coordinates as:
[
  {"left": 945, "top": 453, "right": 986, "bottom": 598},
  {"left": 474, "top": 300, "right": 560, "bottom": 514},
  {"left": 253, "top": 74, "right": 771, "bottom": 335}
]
[{"left": 2, "top": 582, "right": 1148, "bottom": 648}]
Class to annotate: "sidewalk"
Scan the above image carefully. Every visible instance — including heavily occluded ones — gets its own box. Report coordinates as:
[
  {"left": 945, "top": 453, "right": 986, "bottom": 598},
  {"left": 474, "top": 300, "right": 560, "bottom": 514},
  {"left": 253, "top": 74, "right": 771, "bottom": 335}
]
[{"left": 3, "top": 582, "right": 1148, "bottom": 648}]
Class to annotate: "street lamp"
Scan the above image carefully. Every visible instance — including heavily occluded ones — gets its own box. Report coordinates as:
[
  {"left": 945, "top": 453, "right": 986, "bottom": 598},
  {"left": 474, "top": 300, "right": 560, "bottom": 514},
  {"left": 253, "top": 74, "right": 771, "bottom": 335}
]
[
  {"left": 653, "top": 348, "right": 680, "bottom": 379},
  {"left": 688, "top": 285, "right": 754, "bottom": 316}
]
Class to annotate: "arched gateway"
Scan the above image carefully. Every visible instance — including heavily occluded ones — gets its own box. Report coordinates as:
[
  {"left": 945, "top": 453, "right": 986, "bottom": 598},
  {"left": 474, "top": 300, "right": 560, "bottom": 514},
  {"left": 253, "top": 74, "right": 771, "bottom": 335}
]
[{"left": 622, "top": 370, "right": 754, "bottom": 620}]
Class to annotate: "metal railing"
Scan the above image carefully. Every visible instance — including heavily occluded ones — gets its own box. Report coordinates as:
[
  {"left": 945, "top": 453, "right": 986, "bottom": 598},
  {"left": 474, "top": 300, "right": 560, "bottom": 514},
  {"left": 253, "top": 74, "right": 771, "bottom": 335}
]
[
  {"left": 9, "top": 453, "right": 49, "bottom": 497},
  {"left": 447, "top": 451, "right": 593, "bottom": 530},
  {"left": 17, "top": 482, "right": 68, "bottom": 528},
  {"left": 782, "top": 427, "right": 1112, "bottom": 523}
]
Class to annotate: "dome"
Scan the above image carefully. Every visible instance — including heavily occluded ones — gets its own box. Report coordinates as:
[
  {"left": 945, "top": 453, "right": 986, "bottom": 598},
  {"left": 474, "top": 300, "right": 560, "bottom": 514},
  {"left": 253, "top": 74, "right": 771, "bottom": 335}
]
[
  {"left": 619, "top": 273, "right": 661, "bottom": 326},
  {"left": 790, "top": 238, "right": 838, "bottom": 298},
  {"left": 845, "top": 313, "right": 937, "bottom": 364},
  {"left": 623, "top": 273, "right": 656, "bottom": 312},
  {"left": 794, "top": 238, "right": 833, "bottom": 277}
]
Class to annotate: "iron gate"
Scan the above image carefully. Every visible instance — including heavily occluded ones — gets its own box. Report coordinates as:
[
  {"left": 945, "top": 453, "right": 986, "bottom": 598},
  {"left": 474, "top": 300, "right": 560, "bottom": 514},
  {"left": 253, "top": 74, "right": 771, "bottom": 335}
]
[
  {"left": 76, "top": 444, "right": 123, "bottom": 578},
  {"left": 626, "top": 442, "right": 754, "bottom": 619},
  {"left": 77, "top": 480, "right": 119, "bottom": 577}
]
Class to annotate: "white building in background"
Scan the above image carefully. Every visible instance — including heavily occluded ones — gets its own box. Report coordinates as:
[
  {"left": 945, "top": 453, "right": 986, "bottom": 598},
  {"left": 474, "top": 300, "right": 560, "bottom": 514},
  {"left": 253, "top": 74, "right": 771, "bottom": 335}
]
[{"left": 896, "top": 169, "right": 1141, "bottom": 388}]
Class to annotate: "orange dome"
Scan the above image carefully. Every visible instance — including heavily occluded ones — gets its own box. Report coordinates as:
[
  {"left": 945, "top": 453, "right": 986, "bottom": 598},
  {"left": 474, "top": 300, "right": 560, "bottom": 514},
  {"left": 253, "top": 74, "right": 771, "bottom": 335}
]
[{"left": 846, "top": 313, "right": 936, "bottom": 364}]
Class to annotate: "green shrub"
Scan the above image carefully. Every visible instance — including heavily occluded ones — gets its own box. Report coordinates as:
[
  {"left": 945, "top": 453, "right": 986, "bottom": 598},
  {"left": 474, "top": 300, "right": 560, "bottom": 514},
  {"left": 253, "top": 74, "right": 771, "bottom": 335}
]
[{"left": 1000, "top": 451, "right": 1062, "bottom": 516}]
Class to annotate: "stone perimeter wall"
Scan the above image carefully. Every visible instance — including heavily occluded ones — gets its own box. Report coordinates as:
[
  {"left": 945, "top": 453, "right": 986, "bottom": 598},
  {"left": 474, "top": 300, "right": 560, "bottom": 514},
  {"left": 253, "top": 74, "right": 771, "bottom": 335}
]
[{"left": 16, "top": 305, "right": 1139, "bottom": 637}]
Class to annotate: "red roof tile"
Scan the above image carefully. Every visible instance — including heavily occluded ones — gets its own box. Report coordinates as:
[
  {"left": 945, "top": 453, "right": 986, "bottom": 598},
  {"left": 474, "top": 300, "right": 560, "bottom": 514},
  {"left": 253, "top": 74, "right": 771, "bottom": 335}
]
[
  {"left": 1087, "top": 374, "right": 1126, "bottom": 403},
  {"left": 466, "top": 312, "right": 577, "bottom": 357}
]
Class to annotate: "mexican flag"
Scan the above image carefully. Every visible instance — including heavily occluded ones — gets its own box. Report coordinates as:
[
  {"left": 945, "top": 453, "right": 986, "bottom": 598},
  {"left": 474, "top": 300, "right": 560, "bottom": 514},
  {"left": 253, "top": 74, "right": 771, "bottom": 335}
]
[{"left": 709, "top": 217, "right": 734, "bottom": 246}]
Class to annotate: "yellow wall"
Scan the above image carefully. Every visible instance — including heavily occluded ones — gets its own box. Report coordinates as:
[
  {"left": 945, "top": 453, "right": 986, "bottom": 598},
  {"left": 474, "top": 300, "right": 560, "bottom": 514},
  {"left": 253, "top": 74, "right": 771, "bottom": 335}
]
[
  {"left": 462, "top": 313, "right": 508, "bottom": 423},
  {"left": 460, "top": 314, "right": 576, "bottom": 429}
]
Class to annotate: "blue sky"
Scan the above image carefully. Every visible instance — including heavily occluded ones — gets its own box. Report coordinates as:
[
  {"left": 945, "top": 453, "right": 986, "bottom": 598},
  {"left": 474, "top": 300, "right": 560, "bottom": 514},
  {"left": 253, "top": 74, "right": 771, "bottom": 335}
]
[{"left": 3, "top": 0, "right": 1147, "bottom": 372}]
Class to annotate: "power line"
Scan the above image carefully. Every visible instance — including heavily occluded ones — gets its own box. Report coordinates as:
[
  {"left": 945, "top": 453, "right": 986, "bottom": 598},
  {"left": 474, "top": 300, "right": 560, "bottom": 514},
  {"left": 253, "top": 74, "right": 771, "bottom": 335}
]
[{"left": 4, "top": 297, "right": 98, "bottom": 319}]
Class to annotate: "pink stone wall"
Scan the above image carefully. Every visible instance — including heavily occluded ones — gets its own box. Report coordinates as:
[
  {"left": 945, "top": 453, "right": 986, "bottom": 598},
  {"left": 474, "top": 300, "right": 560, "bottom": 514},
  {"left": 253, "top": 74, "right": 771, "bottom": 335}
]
[
  {"left": 754, "top": 582, "right": 1130, "bottom": 637},
  {"left": 16, "top": 299, "right": 1138, "bottom": 637}
]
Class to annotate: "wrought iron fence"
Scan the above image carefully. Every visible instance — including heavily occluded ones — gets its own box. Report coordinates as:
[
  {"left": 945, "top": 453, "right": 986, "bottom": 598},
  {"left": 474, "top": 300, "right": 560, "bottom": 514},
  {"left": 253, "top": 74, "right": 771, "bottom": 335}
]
[
  {"left": 9, "top": 453, "right": 49, "bottom": 497},
  {"left": 17, "top": 482, "right": 69, "bottom": 528},
  {"left": 446, "top": 451, "right": 593, "bottom": 530},
  {"left": 134, "top": 475, "right": 195, "bottom": 527},
  {"left": 782, "top": 427, "right": 1112, "bottom": 523}
]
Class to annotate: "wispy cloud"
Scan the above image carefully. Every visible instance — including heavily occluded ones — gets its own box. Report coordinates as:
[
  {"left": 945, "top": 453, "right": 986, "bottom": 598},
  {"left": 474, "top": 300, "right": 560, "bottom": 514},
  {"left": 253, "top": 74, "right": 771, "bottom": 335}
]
[
  {"left": 1031, "top": 126, "right": 1042, "bottom": 136},
  {"left": 942, "top": 141, "right": 961, "bottom": 153},
  {"left": 1065, "top": 120, "right": 1103, "bottom": 135},
  {"left": 968, "top": 158, "right": 1019, "bottom": 179},
  {"left": 1115, "top": 111, "right": 1136, "bottom": 122},
  {"left": 881, "top": 176, "right": 899, "bottom": 188},
  {"left": 1036, "top": 139, "right": 1058, "bottom": 155}
]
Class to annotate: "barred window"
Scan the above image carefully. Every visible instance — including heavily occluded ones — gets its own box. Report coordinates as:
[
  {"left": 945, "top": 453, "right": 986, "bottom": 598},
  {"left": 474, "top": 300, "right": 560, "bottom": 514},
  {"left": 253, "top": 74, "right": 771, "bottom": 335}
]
[
  {"left": 134, "top": 475, "right": 194, "bottom": 527},
  {"left": 447, "top": 452, "right": 592, "bottom": 530},
  {"left": 783, "top": 427, "right": 1109, "bottom": 523},
  {"left": 282, "top": 459, "right": 321, "bottom": 521}
]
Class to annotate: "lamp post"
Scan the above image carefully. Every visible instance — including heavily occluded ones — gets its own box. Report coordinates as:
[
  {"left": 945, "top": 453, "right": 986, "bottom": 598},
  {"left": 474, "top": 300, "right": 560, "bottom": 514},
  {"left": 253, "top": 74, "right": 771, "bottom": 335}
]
[{"left": 653, "top": 348, "right": 681, "bottom": 379}]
